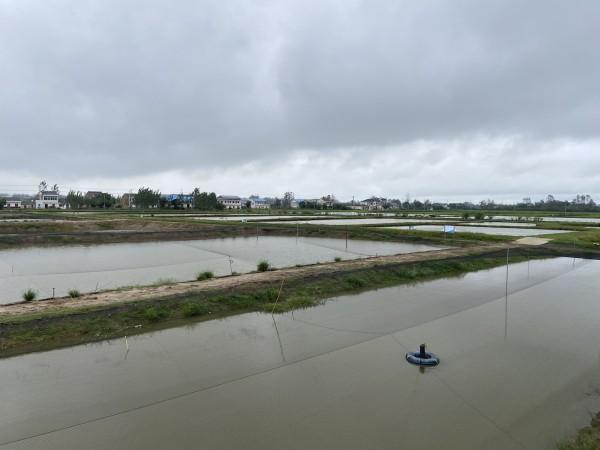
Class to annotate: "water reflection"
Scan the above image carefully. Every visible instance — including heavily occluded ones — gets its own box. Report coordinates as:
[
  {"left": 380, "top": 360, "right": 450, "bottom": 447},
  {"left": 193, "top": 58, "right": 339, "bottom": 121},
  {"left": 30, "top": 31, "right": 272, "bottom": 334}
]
[{"left": 2, "top": 257, "right": 599, "bottom": 449}]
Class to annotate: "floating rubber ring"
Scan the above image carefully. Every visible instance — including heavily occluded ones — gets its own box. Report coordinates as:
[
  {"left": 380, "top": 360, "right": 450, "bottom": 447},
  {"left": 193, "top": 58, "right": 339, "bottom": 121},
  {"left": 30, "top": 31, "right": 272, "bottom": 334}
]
[{"left": 406, "top": 351, "right": 440, "bottom": 367}]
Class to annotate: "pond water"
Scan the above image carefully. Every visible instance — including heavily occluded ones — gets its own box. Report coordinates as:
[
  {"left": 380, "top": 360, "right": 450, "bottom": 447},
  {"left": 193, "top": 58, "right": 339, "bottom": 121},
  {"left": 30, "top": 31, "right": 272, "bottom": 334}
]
[
  {"left": 262, "top": 218, "right": 455, "bottom": 225},
  {"left": 492, "top": 215, "right": 600, "bottom": 224},
  {"left": 0, "top": 237, "right": 439, "bottom": 304},
  {"left": 386, "top": 224, "right": 571, "bottom": 236},
  {"left": 1, "top": 257, "right": 599, "bottom": 449}
]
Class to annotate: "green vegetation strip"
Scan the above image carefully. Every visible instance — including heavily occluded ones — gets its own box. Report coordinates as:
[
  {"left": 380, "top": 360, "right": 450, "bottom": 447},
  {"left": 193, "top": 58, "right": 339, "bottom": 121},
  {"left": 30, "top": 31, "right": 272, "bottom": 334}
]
[
  {"left": 557, "top": 412, "right": 600, "bottom": 449},
  {"left": 0, "top": 253, "right": 536, "bottom": 358}
]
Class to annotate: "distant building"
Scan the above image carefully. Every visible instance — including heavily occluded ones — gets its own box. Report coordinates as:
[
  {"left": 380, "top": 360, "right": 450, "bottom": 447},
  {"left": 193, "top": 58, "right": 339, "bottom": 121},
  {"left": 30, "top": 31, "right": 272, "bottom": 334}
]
[
  {"left": 248, "top": 195, "right": 269, "bottom": 209},
  {"left": 217, "top": 195, "right": 242, "bottom": 209},
  {"left": 6, "top": 200, "right": 22, "bottom": 208},
  {"left": 34, "top": 191, "right": 60, "bottom": 209},
  {"left": 164, "top": 194, "right": 193, "bottom": 209},
  {"left": 85, "top": 191, "right": 103, "bottom": 199},
  {"left": 317, "top": 195, "right": 336, "bottom": 208},
  {"left": 361, "top": 197, "right": 386, "bottom": 210},
  {"left": 120, "top": 193, "right": 136, "bottom": 208}
]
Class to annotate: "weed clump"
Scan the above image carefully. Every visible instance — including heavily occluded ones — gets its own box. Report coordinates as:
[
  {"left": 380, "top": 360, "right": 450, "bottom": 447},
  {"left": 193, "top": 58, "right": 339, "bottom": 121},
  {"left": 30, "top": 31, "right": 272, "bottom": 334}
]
[
  {"left": 182, "top": 301, "right": 209, "bottom": 317},
  {"left": 257, "top": 260, "right": 270, "bottom": 272},
  {"left": 22, "top": 289, "right": 37, "bottom": 302},
  {"left": 144, "top": 306, "right": 168, "bottom": 322},
  {"left": 196, "top": 271, "right": 214, "bottom": 281},
  {"left": 68, "top": 289, "right": 81, "bottom": 298},
  {"left": 346, "top": 276, "right": 367, "bottom": 288},
  {"left": 334, "top": 257, "right": 342, "bottom": 262}
]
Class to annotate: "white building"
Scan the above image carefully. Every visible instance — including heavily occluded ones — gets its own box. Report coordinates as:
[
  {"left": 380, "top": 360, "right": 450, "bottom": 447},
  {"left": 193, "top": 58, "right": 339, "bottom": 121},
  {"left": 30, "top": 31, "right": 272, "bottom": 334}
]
[
  {"left": 361, "top": 197, "right": 386, "bottom": 210},
  {"left": 6, "top": 200, "right": 22, "bottom": 208},
  {"left": 248, "top": 195, "right": 269, "bottom": 209},
  {"left": 35, "top": 191, "right": 60, "bottom": 209},
  {"left": 217, "top": 195, "right": 242, "bottom": 209}
]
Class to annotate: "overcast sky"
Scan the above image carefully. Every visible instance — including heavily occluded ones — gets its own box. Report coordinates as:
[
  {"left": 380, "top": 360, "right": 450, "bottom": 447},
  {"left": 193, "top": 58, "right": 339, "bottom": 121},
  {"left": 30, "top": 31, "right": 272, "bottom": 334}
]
[{"left": 0, "top": 0, "right": 599, "bottom": 202}]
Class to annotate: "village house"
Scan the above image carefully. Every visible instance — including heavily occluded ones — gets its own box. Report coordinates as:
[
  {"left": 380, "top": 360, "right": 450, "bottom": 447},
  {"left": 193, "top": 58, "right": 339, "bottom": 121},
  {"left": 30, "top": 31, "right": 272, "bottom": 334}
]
[
  {"left": 361, "top": 196, "right": 386, "bottom": 210},
  {"left": 120, "top": 193, "right": 136, "bottom": 208},
  {"left": 317, "top": 195, "right": 336, "bottom": 208},
  {"left": 34, "top": 191, "right": 60, "bottom": 209},
  {"left": 248, "top": 195, "right": 269, "bottom": 209},
  {"left": 6, "top": 200, "right": 22, "bottom": 208},
  {"left": 217, "top": 195, "right": 242, "bottom": 209},
  {"left": 164, "top": 194, "right": 193, "bottom": 209}
]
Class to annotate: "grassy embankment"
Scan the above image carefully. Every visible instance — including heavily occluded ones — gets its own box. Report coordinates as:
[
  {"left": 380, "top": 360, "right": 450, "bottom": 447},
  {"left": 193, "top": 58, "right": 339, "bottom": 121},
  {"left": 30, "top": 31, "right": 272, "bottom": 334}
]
[
  {"left": 557, "top": 412, "right": 600, "bottom": 449},
  {"left": 0, "top": 252, "right": 536, "bottom": 358}
]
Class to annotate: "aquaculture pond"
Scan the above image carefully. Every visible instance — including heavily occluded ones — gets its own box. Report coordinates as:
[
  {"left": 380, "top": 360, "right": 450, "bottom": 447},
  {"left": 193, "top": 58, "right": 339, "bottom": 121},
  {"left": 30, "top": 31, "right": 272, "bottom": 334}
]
[
  {"left": 1, "top": 257, "right": 598, "bottom": 449},
  {"left": 387, "top": 224, "right": 571, "bottom": 236},
  {"left": 0, "top": 236, "right": 440, "bottom": 303}
]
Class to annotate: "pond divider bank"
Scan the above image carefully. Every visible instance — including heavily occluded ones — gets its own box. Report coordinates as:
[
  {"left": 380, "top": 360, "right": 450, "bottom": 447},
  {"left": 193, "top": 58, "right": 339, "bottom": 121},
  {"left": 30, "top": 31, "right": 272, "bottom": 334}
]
[{"left": 0, "top": 241, "right": 564, "bottom": 358}]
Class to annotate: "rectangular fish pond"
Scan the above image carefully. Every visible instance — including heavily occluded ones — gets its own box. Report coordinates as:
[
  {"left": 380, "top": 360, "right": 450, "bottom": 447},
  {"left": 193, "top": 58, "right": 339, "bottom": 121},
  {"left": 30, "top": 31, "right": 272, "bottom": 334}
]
[
  {"left": 0, "top": 236, "right": 441, "bottom": 304},
  {"left": 0, "top": 257, "right": 598, "bottom": 449}
]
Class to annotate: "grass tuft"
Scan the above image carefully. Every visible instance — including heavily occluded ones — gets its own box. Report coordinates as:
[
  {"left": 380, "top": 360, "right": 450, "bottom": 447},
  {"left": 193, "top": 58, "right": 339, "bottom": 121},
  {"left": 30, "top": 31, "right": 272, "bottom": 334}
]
[
  {"left": 68, "top": 289, "right": 81, "bottom": 298},
  {"left": 257, "top": 260, "right": 270, "bottom": 272},
  {"left": 22, "top": 289, "right": 37, "bottom": 302},
  {"left": 196, "top": 271, "right": 214, "bottom": 281}
]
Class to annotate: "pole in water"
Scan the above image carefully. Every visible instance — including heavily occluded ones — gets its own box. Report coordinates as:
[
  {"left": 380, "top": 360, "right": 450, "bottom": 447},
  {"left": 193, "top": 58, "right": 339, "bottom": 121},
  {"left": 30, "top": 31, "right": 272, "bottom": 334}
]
[
  {"left": 505, "top": 248, "right": 509, "bottom": 339},
  {"left": 52, "top": 288, "right": 55, "bottom": 299},
  {"left": 419, "top": 344, "right": 427, "bottom": 358},
  {"left": 346, "top": 231, "right": 348, "bottom": 250}
]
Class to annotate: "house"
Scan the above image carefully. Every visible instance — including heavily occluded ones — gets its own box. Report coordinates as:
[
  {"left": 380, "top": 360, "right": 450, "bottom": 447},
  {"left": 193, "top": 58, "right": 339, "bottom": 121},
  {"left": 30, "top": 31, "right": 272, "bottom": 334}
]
[
  {"left": 120, "top": 193, "right": 136, "bottom": 208},
  {"left": 35, "top": 191, "right": 60, "bottom": 209},
  {"left": 85, "top": 191, "right": 103, "bottom": 200},
  {"left": 6, "top": 200, "right": 22, "bottom": 208},
  {"left": 164, "top": 194, "right": 193, "bottom": 209},
  {"left": 247, "top": 195, "right": 269, "bottom": 209},
  {"left": 317, "top": 195, "right": 336, "bottom": 208},
  {"left": 217, "top": 195, "right": 242, "bottom": 209},
  {"left": 361, "top": 197, "right": 386, "bottom": 210}
]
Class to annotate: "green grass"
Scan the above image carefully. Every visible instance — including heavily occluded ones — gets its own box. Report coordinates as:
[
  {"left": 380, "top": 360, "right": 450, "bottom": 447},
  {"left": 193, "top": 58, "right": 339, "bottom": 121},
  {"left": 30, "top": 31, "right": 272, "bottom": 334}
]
[
  {"left": 0, "top": 253, "right": 540, "bottom": 357},
  {"left": 22, "top": 289, "right": 37, "bottom": 302},
  {"left": 557, "top": 413, "right": 600, "bottom": 449},
  {"left": 548, "top": 229, "right": 600, "bottom": 249},
  {"left": 257, "top": 260, "right": 270, "bottom": 272},
  {"left": 196, "top": 271, "right": 214, "bottom": 281},
  {"left": 68, "top": 289, "right": 81, "bottom": 298}
]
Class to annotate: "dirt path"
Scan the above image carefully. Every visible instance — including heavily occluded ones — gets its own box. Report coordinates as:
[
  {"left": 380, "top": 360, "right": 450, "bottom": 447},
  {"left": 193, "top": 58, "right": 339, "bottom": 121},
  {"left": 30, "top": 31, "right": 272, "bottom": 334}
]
[{"left": 0, "top": 242, "right": 516, "bottom": 318}]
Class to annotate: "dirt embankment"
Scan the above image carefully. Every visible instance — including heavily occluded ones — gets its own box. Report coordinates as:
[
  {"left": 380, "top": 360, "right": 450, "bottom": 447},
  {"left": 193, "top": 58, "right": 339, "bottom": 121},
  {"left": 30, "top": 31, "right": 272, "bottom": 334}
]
[{"left": 0, "top": 242, "right": 516, "bottom": 318}]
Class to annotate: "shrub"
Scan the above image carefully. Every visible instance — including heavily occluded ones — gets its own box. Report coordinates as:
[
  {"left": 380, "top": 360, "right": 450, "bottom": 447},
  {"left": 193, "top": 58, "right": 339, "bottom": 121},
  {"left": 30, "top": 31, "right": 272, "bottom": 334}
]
[
  {"left": 461, "top": 212, "right": 471, "bottom": 220},
  {"left": 346, "top": 277, "right": 367, "bottom": 288},
  {"left": 22, "top": 289, "right": 37, "bottom": 302},
  {"left": 196, "top": 271, "right": 214, "bottom": 281},
  {"left": 334, "top": 257, "right": 342, "bottom": 262},
  {"left": 68, "top": 289, "right": 81, "bottom": 298},
  {"left": 474, "top": 212, "right": 485, "bottom": 221},
  {"left": 182, "top": 301, "right": 209, "bottom": 317},
  {"left": 144, "top": 306, "right": 168, "bottom": 322},
  {"left": 257, "top": 260, "right": 270, "bottom": 272}
]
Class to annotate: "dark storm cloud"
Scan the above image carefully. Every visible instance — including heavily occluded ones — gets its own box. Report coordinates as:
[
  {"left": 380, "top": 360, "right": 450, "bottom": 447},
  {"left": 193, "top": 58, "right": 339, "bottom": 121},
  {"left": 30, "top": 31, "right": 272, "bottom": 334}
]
[{"left": 0, "top": 0, "right": 599, "bottom": 192}]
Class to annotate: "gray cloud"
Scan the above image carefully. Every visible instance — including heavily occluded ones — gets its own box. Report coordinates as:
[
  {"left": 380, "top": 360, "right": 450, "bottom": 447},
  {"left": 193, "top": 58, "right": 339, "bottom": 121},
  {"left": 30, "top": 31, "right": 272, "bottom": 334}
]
[{"left": 0, "top": 0, "right": 599, "bottom": 198}]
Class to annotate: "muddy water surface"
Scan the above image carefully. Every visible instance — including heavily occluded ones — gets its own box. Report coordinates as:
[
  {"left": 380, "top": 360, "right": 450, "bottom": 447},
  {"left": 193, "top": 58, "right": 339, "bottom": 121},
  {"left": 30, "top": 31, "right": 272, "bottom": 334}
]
[{"left": 1, "top": 257, "right": 599, "bottom": 449}]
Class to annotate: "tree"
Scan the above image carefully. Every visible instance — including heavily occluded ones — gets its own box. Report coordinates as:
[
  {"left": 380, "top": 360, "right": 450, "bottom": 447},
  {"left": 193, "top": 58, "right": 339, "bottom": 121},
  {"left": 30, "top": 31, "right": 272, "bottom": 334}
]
[
  {"left": 52, "top": 184, "right": 59, "bottom": 194},
  {"left": 66, "top": 190, "right": 85, "bottom": 209},
  {"left": 0, "top": 198, "right": 6, "bottom": 209},
  {"left": 282, "top": 192, "right": 295, "bottom": 208},
  {"left": 245, "top": 200, "right": 252, "bottom": 209},
  {"left": 192, "top": 189, "right": 220, "bottom": 210},
  {"left": 38, "top": 180, "right": 47, "bottom": 192},
  {"left": 135, "top": 187, "right": 161, "bottom": 208}
]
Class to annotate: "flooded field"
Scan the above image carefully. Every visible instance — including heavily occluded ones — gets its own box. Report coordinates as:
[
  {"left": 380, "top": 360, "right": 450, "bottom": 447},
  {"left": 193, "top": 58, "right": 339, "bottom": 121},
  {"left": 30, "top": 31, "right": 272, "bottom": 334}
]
[
  {"left": 262, "top": 218, "right": 454, "bottom": 226},
  {"left": 387, "top": 224, "right": 570, "bottom": 236},
  {"left": 0, "top": 236, "right": 439, "bottom": 304},
  {"left": 1, "top": 257, "right": 598, "bottom": 449},
  {"left": 492, "top": 215, "right": 600, "bottom": 224}
]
